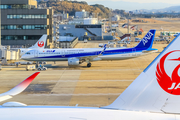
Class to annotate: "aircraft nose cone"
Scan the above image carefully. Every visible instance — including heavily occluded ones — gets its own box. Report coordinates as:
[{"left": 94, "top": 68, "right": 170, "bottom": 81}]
[{"left": 21, "top": 55, "right": 27, "bottom": 60}]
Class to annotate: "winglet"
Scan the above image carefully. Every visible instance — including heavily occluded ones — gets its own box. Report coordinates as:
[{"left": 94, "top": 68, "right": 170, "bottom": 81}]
[{"left": 0, "top": 72, "right": 40, "bottom": 102}]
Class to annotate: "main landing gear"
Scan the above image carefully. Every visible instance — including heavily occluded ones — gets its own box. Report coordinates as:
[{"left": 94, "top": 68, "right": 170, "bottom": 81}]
[{"left": 87, "top": 63, "right": 91, "bottom": 67}]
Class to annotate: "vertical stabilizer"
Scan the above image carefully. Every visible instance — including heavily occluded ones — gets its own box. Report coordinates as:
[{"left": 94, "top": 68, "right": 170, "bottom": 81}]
[
  {"left": 135, "top": 29, "right": 156, "bottom": 49},
  {"left": 103, "top": 34, "right": 180, "bottom": 114},
  {"left": 29, "top": 35, "right": 47, "bottom": 49}
]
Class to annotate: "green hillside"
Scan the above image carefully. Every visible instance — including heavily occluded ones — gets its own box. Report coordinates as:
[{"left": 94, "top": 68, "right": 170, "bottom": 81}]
[{"left": 38, "top": 1, "right": 110, "bottom": 18}]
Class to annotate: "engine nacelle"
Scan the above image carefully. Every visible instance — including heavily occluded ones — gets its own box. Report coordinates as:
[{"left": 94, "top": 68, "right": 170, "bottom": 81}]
[{"left": 68, "top": 57, "right": 80, "bottom": 67}]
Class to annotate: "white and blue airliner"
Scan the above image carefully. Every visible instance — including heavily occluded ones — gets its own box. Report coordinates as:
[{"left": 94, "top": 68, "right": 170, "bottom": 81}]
[{"left": 21, "top": 29, "right": 158, "bottom": 67}]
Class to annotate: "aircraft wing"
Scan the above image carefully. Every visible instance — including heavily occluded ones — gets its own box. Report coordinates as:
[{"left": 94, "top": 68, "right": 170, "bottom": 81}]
[
  {"left": 0, "top": 72, "right": 40, "bottom": 102},
  {"left": 80, "top": 44, "right": 107, "bottom": 61}
]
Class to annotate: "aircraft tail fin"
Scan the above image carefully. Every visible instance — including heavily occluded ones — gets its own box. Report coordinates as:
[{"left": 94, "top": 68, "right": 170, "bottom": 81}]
[
  {"left": 29, "top": 34, "right": 47, "bottom": 49},
  {"left": 103, "top": 34, "right": 180, "bottom": 114},
  {"left": 135, "top": 29, "right": 156, "bottom": 49}
]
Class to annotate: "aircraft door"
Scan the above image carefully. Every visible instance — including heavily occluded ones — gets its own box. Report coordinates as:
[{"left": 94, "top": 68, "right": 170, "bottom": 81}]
[
  {"left": 95, "top": 50, "right": 99, "bottom": 55},
  {"left": 34, "top": 50, "right": 38, "bottom": 57},
  {"left": 61, "top": 50, "right": 65, "bottom": 57},
  {"left": 132, "top": 49, "right": 136, "bottom": 56}
]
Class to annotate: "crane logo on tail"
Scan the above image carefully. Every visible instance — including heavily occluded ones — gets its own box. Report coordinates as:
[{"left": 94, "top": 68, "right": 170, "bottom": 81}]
[
  {"left": 156, "top": 50, "right": 180, "bottom": 95},
  {"left": 142, "top": 32, "right": 153, "bottom": 46},
  {"left": 38, "top": 41, "right": 44, "bottom": 47}
]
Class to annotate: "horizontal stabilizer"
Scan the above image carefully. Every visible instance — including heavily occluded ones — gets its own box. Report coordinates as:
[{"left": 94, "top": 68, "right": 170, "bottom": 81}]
[
  {"left": 142, "top": 48, "right": 158, "bottom": 53},
  {"left": 0, "top": 95, "right": 12, "bottom": 102}
]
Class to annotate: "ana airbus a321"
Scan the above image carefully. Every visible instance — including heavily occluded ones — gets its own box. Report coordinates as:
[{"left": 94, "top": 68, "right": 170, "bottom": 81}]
[{"left": 21, "top": 30, "right": 158, "bottom": 67}]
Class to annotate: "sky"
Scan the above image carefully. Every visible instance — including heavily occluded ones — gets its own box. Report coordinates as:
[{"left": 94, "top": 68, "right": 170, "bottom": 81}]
[
  {"left": 82, "top": 0, "right": 180, "bottom": 11},
  {"left": 86, "top": 0, "right": 180, "bottom": 4}
]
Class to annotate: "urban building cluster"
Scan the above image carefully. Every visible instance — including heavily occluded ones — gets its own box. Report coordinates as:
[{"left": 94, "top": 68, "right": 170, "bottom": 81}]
[{"left": 1, "top": 0, "right": 53, "bottom": 48}]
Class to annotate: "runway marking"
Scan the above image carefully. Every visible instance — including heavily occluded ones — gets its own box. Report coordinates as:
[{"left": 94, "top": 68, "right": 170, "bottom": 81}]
[
  {"left": 0, "top": 69, "right": 143, "bottom": 72},
  {"left": 27, "top": 93, "right": 121, "bottom": 96},
  {"left": 38, "top": 80, "right": 134, "bottom": 82}
]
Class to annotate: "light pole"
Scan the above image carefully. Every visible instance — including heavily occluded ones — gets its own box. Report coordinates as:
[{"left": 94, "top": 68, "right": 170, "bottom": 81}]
[
  {"left": 109, "top": 11, "right": 112, "bottom": 35},
  {"left": 127, "top": 13, "right": 130, "bottom": 34}
]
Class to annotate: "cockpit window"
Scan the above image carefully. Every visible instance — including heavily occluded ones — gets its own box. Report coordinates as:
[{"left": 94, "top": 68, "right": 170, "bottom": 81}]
[{"left": 26, "top": 52, "right": 30, "bottom": 55}]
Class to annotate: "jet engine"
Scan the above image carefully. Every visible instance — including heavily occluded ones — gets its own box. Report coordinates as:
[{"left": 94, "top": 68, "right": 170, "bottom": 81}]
[{"left": 68, "top": 57, "right": 80, "bottom": 67}]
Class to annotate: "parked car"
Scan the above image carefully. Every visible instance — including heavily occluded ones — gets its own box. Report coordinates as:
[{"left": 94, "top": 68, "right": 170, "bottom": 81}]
[
  {"left": 99, "top": 43, "right": 104, "bottom": 47},
  {"left": 38, "top": 61, "right": 47, "bottom": 64},
  {"left": 108, "top": 41, "right": 116, "bottom": 44},
  {"left": 84, "top": 39, "right": 88, "bottom": 43},
  {"left": 117, "top": 41, "right": 130, "bottom": 44},
  {"left": 135, "top": 38, "right": 141, "bottom": 42},
  {"left": 154, "top": 37, "right": 165, "bottom": 42},
  {"left": 15, "top": 61, "right": 33, "bottom": 65},
  {"left": 174, "top": 33, "right": 180, "bottom": 37}
]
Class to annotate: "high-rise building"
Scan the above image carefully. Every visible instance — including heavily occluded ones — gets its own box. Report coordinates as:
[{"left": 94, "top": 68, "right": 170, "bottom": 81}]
[{"left": 0, "top": 0, "right": 53, "bottom": 48}]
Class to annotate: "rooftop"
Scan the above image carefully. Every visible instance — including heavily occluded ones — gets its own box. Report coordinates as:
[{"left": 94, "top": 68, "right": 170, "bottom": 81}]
[{"left": 1, "top": 0, "right": 37, "bottom": 8}]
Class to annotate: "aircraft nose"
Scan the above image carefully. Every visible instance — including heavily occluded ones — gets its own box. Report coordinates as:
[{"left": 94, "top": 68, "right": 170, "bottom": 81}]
[
  {"left": 21, "top": 56, "right": 24, "bottom": 60},
  {"left": 21, "top": 55, "right": 27, "bottom": 60}
]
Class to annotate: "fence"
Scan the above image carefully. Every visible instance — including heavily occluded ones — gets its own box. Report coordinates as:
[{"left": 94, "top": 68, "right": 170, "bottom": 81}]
[{"left": 79, "top": 36, "right": 103, "bottom": 41}]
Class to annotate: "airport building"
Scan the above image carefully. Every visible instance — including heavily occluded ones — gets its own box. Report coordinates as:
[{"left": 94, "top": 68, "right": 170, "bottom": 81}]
[
  {"left": 59, "top": 24, "right": 103, "bottom": 40},
  {"left": 0, "top": 0, "right": 53, "bottom": 48},
  {"left": 53, "top": 13, "right": 69, "bottom": 22},
  {"left": 112, "top": 15, "right": 120, "bottom": 21},
  {"left": 75, "top": 10, "right": 89, "bottom": 18}
]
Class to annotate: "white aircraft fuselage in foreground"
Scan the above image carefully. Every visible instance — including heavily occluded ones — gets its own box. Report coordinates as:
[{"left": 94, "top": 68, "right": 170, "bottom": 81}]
[
  {"left": 21, "top": 30, "right": 158, "bottom": 67},
  {"left": 19, "top": 35, "right": 47, "bottom": 56},
  {"left": 0, "top": 107, "right": 177, "bottom": 120}
]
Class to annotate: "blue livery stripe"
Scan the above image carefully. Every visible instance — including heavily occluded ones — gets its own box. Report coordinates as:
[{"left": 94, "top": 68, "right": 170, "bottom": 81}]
[{"left": 34, "top": 48, "right": 145, "bottom": 59}]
